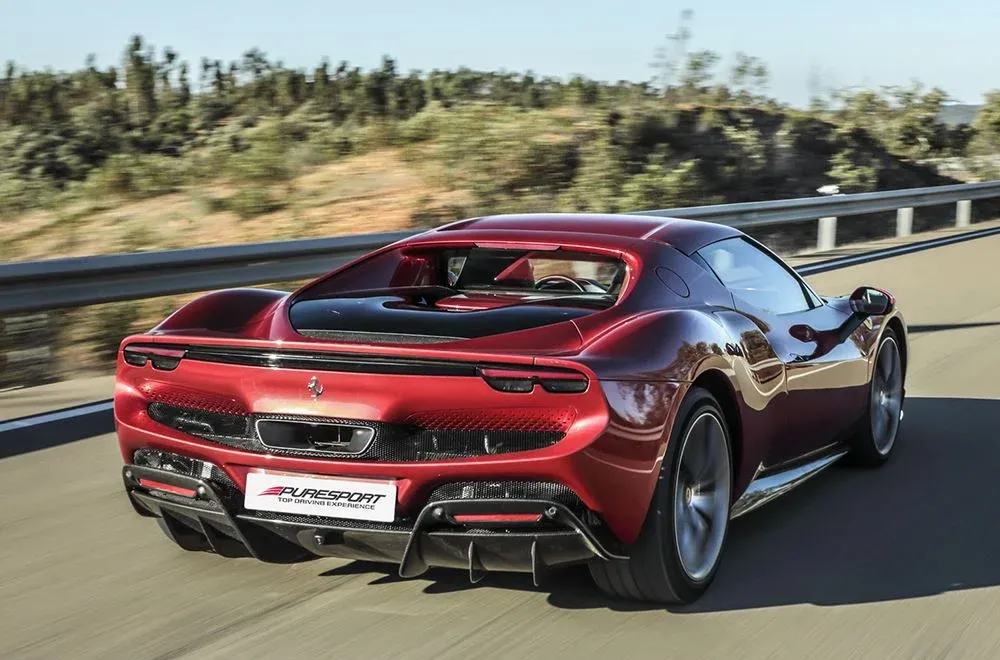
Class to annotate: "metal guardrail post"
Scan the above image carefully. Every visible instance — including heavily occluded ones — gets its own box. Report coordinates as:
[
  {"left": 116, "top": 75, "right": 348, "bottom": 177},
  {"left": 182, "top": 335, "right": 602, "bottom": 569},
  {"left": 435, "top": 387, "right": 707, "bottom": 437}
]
[
  {"left": 896, "top": 208, "right": 914, "bottom": 237},
  {"left": 817, "top": 217, "right": 837, "bottom": 252},
  {"left": 956, "top": 200, "right": 971, "bottom": 227}
]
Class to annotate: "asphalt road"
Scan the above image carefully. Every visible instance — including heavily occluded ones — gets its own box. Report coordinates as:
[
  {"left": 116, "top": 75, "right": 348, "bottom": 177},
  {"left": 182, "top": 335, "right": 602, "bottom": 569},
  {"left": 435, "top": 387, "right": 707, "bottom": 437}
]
[{"left": 4, "top": 232, "right": 1000, "bottom": 659}]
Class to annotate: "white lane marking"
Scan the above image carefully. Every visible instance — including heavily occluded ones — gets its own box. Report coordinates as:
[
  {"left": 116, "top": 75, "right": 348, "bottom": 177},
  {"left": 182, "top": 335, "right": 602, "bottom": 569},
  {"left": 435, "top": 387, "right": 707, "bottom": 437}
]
[{"left": 0, "top": 401, "right": 113, "bottom": 434}]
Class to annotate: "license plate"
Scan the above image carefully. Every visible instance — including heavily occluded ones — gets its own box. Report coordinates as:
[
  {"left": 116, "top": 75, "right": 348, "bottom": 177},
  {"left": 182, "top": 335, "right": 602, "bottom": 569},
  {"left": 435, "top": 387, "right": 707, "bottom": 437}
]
[{"left": 244, "top": 470, "right": 397, "bottom": 522}]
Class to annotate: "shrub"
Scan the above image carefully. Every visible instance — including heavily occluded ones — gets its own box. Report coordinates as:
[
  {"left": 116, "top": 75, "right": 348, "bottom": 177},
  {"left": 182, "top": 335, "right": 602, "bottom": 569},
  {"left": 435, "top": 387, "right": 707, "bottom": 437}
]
[
  {"left": 410, "top": 196, "right": 467, "bottom": 229},
  {"left": 226, "top": 187, "right": 285, "bottom": 219},
  {"left": 0, "top": 172, "right": 56, "bottom": 217},
  {"left": 399, "top": 104, "right": 446, "bottom": 144},
  {"left": 226, "top": 140, "right": 294, "bottom": 183},
  {"left": 620, "top": 151, "right": 717, "bottom": 210},
  {"left": 433, "top": 106, "right": 580, "bottom": 212},
  {"left": 86, "top": 154, "right": 187, "bottom": 198}
]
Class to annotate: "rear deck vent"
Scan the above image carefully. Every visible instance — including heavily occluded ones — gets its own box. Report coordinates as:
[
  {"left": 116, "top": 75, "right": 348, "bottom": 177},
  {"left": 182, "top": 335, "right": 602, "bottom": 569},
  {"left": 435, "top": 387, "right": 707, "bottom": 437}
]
[{"left": 295, "top": 330, "right": 460, "bottom": 344}]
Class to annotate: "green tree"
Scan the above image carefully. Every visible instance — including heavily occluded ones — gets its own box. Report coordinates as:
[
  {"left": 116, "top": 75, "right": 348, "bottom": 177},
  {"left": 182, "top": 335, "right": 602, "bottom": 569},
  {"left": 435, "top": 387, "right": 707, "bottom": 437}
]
[
  {"left": 730, "top": 52, "right": 768, "bottom": 102},
  {"left": 679, "top": 50, "right": 720, "bottom": 100},
  {"left": 177, "top": 62, "right": 191, "bottom": 107},
  {"left": 123, "top": 35, "right": 157, "bottom": 123},
  {"left": 826, "top": 137, "right": 880, "bottom": 193},
  {"left": 971, "top": 91, "right": 1000, "bottom": 154},
  {"left": 620, "top": 147, "right": 714, "bottom": 209}
]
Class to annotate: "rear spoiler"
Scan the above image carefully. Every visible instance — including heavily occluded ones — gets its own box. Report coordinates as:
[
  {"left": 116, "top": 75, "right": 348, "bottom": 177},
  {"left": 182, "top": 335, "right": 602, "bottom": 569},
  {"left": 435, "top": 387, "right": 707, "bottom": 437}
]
[{"left": 122, "top": 342, "right": 590, "bottom": 394}]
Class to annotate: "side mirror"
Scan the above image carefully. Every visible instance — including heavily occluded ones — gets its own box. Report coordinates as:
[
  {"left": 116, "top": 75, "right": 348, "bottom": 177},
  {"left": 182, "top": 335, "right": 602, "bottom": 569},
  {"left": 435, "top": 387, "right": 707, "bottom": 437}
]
[{"left": 849, "top": 286, "right": 894, "bottom": 317}]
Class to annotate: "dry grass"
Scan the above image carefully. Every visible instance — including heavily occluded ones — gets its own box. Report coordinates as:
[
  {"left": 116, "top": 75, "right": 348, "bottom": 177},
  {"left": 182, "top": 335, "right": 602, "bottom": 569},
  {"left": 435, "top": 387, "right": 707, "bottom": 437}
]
[{"left": 1, "top": 149, "right": 471, "bottom": 263}]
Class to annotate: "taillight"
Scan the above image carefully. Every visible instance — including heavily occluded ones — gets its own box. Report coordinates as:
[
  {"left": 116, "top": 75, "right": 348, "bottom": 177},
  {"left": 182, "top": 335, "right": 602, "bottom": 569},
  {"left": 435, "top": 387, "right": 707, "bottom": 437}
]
[
  {"left": 452, "top": 513, "right": 543, "bottom": 524},
  {"left": 137, "top": 478, "right": 198, "bottom": 498},
  {"left": 123, "top": 345, "right": 186, "bottom": 371},
  {"left": 478, "top": 367, "right": 589, "bottom": 394}
]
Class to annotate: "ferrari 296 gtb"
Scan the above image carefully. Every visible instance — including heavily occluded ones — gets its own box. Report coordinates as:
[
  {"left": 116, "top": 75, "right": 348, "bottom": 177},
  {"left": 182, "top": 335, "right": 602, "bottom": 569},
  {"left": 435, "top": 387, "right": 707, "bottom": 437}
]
[{"left": 114, "top": 213, "right": 907, "bottom": 604}]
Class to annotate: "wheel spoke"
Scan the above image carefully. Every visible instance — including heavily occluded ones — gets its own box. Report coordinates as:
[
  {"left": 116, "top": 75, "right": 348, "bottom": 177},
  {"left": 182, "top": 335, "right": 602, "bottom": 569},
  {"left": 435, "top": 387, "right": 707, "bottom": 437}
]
[
  {"left": 872, "top": 407, "right": 887, "bottom": 439},
  {"left": 689, "top": 506, "right": 709, "bottom": 546},
  {"left": 690, "top": 494, "right": 715, "bottom": 522},
  {"left": 677, "top": 508, "right": 697, "bottom": 558},
  {"left": 693, "top": 477, "right": 717, "bottom": 492},
  {"left": 878, "top": 344, "right": 896, "bottom": 383},
  {"left": 880, "top": 405, "right": 893, "bottom": 431},
  {"left": 682, "top": 422, "right": 708, "bottom": 479}
]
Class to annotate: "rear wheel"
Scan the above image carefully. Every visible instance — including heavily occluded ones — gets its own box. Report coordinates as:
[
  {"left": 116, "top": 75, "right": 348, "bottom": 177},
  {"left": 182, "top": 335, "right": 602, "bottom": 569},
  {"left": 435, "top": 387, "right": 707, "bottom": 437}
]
[
  {"left": 847, "top": 328, "right": 904, "bottom": 467},
  {"left": 589, "top": 387, "right": 733, "bottom": 604}
]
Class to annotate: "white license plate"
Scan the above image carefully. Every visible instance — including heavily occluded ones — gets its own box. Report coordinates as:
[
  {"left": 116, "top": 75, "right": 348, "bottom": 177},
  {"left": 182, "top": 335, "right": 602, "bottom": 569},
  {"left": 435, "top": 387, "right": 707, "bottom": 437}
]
[{"left": 244, "top": 470, "right": 396, "bottom": 522}]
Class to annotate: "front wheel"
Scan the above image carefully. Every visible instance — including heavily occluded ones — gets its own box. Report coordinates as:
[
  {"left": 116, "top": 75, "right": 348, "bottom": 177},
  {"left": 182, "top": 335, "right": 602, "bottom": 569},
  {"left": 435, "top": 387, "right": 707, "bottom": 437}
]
[
  {"left": 589, "top": 387, "right": 733, "bottom": 604},
  {"left": 847, "top": 328, "right": 905, "bottom": 467}
]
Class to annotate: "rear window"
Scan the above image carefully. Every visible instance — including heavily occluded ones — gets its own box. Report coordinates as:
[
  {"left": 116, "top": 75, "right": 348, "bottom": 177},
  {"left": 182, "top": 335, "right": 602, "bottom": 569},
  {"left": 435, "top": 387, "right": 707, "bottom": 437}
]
[
  {"left": 445, "top": 248, "right": 625, "bottom": 295},
  {"left": 301, "top": 245, "right": 628, "bottom": 302}
]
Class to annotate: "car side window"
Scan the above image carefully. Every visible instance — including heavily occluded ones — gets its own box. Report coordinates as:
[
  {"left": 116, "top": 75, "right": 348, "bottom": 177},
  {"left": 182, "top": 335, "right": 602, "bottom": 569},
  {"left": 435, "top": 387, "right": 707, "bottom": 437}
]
[{"left": 696, "top": 238, "right": 812, "bottom": 315}]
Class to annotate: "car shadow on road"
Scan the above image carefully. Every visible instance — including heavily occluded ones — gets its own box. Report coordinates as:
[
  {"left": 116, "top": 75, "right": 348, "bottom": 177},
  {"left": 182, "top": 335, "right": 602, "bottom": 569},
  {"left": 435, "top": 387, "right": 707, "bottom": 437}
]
[
  {"left": 673, "top": 395, "right": 1000, "bottom": 613},
  {"left": 320, "top": 397, "right": 1000, "bottom": 613}
]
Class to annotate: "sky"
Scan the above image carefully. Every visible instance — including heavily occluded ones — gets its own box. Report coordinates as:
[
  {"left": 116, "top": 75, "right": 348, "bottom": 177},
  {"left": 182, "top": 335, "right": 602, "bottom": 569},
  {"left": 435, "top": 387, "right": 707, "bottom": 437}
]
[{"left": 1, "top": 0, "right": 997, "bottom": 107}]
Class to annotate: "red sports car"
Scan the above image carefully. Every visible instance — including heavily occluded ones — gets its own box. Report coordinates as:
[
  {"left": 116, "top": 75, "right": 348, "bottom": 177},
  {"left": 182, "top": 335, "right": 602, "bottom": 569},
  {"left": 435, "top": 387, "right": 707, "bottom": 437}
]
[{"left": 115, "top": 213, "right": 907, "bottom": 604}]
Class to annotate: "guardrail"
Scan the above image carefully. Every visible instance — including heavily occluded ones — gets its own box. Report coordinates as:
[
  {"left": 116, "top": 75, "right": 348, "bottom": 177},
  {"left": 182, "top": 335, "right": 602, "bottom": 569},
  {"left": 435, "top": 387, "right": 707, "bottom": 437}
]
[
  {"left": 637, "top": 180, "right": 1000, "bottom": 251},
  {"left": 1, "top": 180, "right": 999, "bottom": 315}
]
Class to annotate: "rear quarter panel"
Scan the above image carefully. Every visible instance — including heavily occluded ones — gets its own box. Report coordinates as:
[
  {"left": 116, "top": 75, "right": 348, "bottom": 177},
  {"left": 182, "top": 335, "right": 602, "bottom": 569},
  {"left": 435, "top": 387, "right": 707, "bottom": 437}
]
[
  {"left": 152, "top": 288, "right": 288, "bottom": 337},
  {"left": 576, "top": 307, "right": 783, "bottom": 500}
]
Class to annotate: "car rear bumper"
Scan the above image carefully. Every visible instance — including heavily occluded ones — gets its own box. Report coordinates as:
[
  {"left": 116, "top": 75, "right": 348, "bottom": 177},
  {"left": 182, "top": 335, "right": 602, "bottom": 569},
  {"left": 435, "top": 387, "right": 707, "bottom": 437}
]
[
  {"left": 124, "top": 460, "right": 627, "bottom": 584},
  {"left": 113, "top": 374, "right": 684, "bottom": 545}
]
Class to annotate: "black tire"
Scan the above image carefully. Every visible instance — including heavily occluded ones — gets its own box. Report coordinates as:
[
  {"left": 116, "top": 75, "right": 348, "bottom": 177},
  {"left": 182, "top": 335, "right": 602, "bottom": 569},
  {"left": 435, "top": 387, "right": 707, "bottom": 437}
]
[
  {"left": 588, "top": 386, "right": 733, "bottom": 604},
  {"left": 846, "top": 327, "right": 905, "bottom": 468}
]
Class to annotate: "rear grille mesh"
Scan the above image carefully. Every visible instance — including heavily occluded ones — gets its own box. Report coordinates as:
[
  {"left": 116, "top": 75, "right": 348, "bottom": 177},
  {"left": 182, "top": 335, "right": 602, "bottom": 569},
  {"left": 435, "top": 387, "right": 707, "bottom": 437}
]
[
  {"left": 404, "top": 408, "right": 575, "bottom": 433},
  {"left": 145, "top": 403, "right": 565, "bottom": 461},
  {"left": 140, "top": 383, "right": 247, "bottom": 416}
]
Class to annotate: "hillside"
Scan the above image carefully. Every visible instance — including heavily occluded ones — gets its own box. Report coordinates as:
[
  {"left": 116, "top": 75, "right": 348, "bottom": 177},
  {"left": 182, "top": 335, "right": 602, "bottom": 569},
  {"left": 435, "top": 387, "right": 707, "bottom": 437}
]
[
  {"left": 2, "top": 148, "right": 465, "bottom": 263},
  {"left": 0, "top": 101, "right": 973, "bottom": 264},
  {"left": 2, "top": 35, "right": 996, "bottom": 255}
]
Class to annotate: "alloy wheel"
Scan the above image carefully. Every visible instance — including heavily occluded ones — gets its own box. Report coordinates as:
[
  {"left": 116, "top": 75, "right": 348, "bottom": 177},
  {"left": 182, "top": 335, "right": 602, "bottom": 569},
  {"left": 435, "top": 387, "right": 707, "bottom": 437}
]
[
  {"left": 672, "top": 411, "right": 732, "bottom": 582},
  {"left": 870, "top": 336, "right": 904, "bottom": 455}
]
